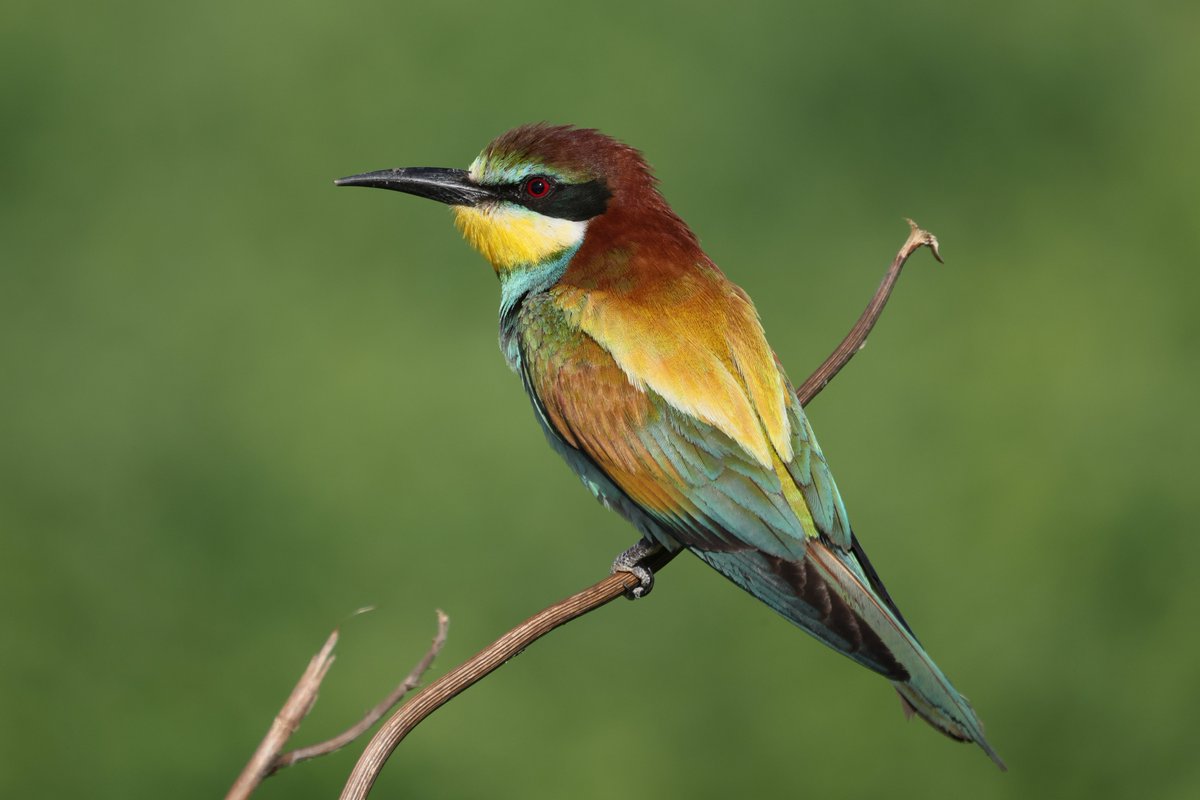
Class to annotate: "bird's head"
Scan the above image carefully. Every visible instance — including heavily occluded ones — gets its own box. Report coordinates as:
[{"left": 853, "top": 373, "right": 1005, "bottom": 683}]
[{"left": 336, "top": 124, "right": 679, "bottom": 275}]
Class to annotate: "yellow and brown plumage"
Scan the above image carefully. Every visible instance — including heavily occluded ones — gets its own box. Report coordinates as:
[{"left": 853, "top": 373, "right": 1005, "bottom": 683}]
[{"left": 336, "top": 123, "right": 1004, "bottom": 768}]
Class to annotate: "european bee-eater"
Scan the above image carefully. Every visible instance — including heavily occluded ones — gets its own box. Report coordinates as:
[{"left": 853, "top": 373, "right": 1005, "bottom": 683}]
[{"left": 337, "top": 124, "right": 1004, "bottom": 769}]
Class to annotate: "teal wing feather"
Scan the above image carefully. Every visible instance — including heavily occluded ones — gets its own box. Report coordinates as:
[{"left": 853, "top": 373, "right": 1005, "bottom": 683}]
[{"left": 642, "top": 390, "right": 924, "bottom": 679}]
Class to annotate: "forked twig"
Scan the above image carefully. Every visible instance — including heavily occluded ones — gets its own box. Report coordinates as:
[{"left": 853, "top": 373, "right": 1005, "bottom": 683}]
[
  {"left": 270, "top": 610, "right": 450, "bottom": 774},
  {"left": 225, "top": 612, "right": 449, "bottom": 800}
]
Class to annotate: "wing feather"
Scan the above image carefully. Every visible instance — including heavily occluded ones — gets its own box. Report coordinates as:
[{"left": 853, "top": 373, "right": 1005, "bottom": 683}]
[{"left": 520, "top": 289, "right": 846, "bottom": 561}]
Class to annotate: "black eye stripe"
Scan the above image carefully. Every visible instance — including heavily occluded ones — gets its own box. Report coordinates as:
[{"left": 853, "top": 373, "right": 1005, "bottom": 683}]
[{"left": 497, "top": 178, "right": 611, "bottom": 221}]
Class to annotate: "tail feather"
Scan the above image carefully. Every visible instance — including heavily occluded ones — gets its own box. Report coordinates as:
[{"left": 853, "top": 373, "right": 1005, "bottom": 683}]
[
  {"left": 895, "top": 684, "right": 1007, "bottom": 770},
  {"left": 693, "top": 542, "right": 1005, "bottom": 770}
]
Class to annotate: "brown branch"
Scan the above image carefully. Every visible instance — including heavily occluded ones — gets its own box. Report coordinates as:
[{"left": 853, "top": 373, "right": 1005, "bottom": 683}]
[
  {"left": 226, "top": 612, "right": 449, "bottom": 800},
  {"left": 339, "top": 548, "right": 676, "bottom": 800},
  {"left": 337, "top": 220, "right": 941, "bottom": 800},
  {"left": 794, "top": 218, "right": 942, "bottom": 406}
]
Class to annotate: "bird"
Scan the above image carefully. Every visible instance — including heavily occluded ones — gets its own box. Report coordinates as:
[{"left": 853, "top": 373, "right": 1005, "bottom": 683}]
[{"left": 336, "top": 123, "right": 1004, "bottom": 769}]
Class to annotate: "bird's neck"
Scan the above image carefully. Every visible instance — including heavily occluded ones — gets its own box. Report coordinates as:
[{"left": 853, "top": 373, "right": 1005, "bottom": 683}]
[
  {"left": 497, "top": 245, "right": 580, "bottom": 319},
  {"left": 496, "top": 244, "right": 582, "bottom": 370}
]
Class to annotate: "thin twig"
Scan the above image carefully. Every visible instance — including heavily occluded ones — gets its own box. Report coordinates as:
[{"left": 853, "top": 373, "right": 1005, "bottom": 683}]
[
  {"left": 268, "top": 611, "right": 450, "bottom": 774},
  {"left": 226, "top": 631, "right": 339, "bottom": 800},
  {"left": 794, "top": 219, "right": 942, "bottom": 406},
  {"left": 337, "top": 219, "right": 942, "bottom": 799}
]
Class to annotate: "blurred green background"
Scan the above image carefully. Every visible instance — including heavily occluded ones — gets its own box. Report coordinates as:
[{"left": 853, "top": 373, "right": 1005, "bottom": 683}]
[{"left": 3, "top": 0, "right": 1198, "bottom": 797}]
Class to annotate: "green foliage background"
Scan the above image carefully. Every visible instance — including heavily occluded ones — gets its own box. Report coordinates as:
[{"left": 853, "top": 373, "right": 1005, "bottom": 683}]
[{"left": 3, "top": 1, "right": 1197, "bottom": 797}]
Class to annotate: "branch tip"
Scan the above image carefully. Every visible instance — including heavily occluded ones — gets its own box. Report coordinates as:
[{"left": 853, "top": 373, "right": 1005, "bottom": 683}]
[
  {"left": 225, "top": 628, "right": 342, "bottom": 800},
  {"left": 795, "top": 219, "right": 942, "bottom": 406}
]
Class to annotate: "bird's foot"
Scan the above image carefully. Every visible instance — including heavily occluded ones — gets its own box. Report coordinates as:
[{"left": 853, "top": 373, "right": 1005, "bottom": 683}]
[{"left": 611, "top": 539, "right": 664, "bottom": 600}]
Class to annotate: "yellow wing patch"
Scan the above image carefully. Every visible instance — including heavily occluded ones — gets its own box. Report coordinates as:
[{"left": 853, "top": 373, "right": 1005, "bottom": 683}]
[
  {"left": 552, "top": 268, "right": 792, "bottom": 469},
  {"left": 773, "top": 452, "right": 819, "bottom": 538}
]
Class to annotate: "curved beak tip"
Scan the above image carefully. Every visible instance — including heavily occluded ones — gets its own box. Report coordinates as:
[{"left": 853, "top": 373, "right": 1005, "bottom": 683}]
[{"left": 334, "top": 171, "right": 385, "bottom": 188}]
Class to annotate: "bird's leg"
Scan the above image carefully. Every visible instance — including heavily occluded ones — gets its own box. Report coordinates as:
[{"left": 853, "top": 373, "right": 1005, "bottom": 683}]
[{"left": 611, "top": 538, "right": 664, "bottom": 600}]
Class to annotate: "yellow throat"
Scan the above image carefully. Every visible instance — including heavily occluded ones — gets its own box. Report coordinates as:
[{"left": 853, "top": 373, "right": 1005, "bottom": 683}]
[{"left": 453, "top": 204, "right": 587, "bottom": 272}]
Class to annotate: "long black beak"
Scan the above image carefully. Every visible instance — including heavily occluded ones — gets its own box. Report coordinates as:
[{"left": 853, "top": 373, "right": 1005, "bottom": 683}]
[{"left": 334, "top": 167, "right": 493, "bottom": 206}]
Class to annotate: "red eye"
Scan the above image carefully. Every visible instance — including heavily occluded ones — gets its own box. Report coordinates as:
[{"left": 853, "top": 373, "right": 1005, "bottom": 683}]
[{"left": 524, "top": 176, "right": 553, "bottom": 199}]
